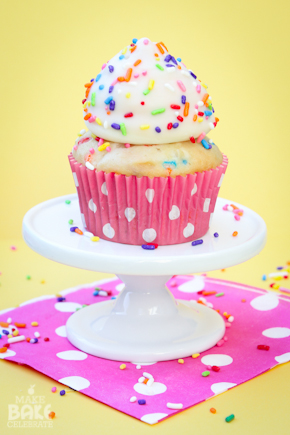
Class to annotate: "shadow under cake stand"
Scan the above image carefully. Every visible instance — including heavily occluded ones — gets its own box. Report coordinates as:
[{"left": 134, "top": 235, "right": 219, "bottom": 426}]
[{"left": 22, "top": 194, "right": 266, "bottom": 363}]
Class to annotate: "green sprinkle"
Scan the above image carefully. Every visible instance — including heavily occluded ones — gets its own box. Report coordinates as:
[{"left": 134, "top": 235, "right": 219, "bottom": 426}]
[
  {"left": 215, "top": 292, "right": 224, "bottom": 297},
  {"left": 91, "top": 92, "right": 96, "bottom": 106},
  {"left": 65, "top": 200, "right": 71, "bottom": 205},
  {"left": 225, "top": 414, "right": 235, "bottom": 423},
  {"left": 156, "top": 64, "right": 164, "bottom": 71},
  {"left": 143, "top": 89, "right": 150, "bottom": 95},
  {"left": 120, "top": 123, "right": 127, "bottom": 136},
  {"left": 26, "top": 275, "right": 31, "bottom": 280},
  {"left": 151, "top": 108, "right": 166, "bottom": 115},
  {"left": 202, "top": 371, "right": 210, "bottom": 377},
  {"left": 95, "top": 287, "right": 101, "bottom": 291},
  {"left": 68, "top": 219, "right": 73, "bottom": 225}
]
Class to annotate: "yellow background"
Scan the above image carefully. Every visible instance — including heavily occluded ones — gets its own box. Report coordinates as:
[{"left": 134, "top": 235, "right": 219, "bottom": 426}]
[{"left": 0, "top": 0, "right": 290, "bottom": 433}]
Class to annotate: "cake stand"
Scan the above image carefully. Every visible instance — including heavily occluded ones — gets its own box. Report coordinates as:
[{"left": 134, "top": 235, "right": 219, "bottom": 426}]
[{"left": 22, "top": 194, "right": 266, "bottom": 363}]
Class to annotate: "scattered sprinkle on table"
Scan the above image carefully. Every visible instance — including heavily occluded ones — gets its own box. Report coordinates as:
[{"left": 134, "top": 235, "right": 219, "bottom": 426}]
[
  {"left": 65, "top": 200, "right": 71, "bottom": 205},
  {"left": 210, "top": 408, "right": 216, "bottom": 414},
  {"left": 202, "top": 371, "right": 210, "bottom": 377},
  {"left": 51, "top": 387, "right": 57, "bottom": 393},
  {"left": 91, "top": 236, "right": 100, "bottom": 242},
  {"left": 192, "top": 239, "right": 203, "bottom": 246},
  {"left": 232, "top": 231, "right": 238, "bottom": 237},
  {"left": 214, "top": 232, "right": 219, "bottom": 238},
  {"left": 215, "top": 292, "right": 224, "bottom": 297},
  {"left": 26, "top": 275, "right": 31, "bottom": 280},
  {"left": 68, "top": 219, "right": 73, "bottom": 225},
  {"left": 31, "top": 321, "right": 38, "bottom": 327},
  {"left": 60, "top": 390, "right": 66, "bottom": 396},
  {"left": 48, "top": 412, "right": 55, "bottom": 419},
  {"left": 225, "top": 414, "right": 235, "bottom": 423},
  {"left": 138, "top": 399, "right": 146, "bottom": 405}
]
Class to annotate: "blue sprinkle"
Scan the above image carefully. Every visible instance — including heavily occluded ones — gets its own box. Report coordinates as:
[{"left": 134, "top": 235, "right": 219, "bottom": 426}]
[
  {"left": 155, "top": 127, "right": 161, "bottom": 133},
  {"left": 90, "top": 78, "right": 94, "bottom": 82},
  {"left": 2, "top": 330, "right": 9, "bottom": 335},
  {"left": 60, "top": 390, "right": 66, "bottom": 396},
  {"left": 132, "top": 38, "right": 138, "bottom": 44},
  {"left": 189, "top": 71, "right": 197, "bottom": 79},
  {"left": 109, "top": 100, "right": 115, "bottom": 111},
  {"left": 119, "top": 55, "right": 125, "bottom": 60},
  {"left": 182, "top": 159, "right": 187, "bottom": 164},
  {"left": 214, "top": 232, "right": 219, "bottom": 238},
  {"left": 262, "top": 274, "right": 267, "bottom": 280},
  {"left": 93, "top": 290, "right": 99, "bottom": 296},
  {"left": 30, "top": 338, "right": 38, "bottom": 344},
  {"left": 0, "top": 334, "right": 2, "bottom": 339},
  {"left": 138, "top": 399, "right": 146, "bottom": 405},
  {"left": 277, "top": 266, "right": 284, "bottom": 270},
  {"left": 57, "top": 297, "right": 66, "bottom": 302},
  {"left": 176, "top": 57, "right": 181, "bottom": 62},
  {"left": 109, "top": 86, "right": 114, "bottom": 93},
  {"left": 70, "top": 226, "right": 78, "bottom": 232},
  {"left": 204, "top": 110, "right": 213, "bottom": 117},
  {"left": 142, "top": 245, "right": 155, "bottom": 250},
  {"left": 181, "top": 95, "right": 186, "bottom": 104},
  {"left": 111, "top": 123, "right": 120, "bottom": 130},
  {"left": 192, "top": 239, "right": 203, "bottom": 246},
  {"left": 212, "top": 107, "right": 215, "bottom": 113},
  {"left": 104, "top": 96, "right": 113, "bottom": 105},
  {"left": 111, "top": 296, "right": 117, "bottom": 300},
  {"left": 108, "top": 65, "right": 114, "bottom": 73},
  {"left": 99, "top": 84, "right": 104, "bottom": 90},
  {"left": 166, "top": 64, "right": 175, "bottom": 67},
  {"left": 164, "top": 54, "right": 172, "bottom": 62},
  {"left": 201, "top": 139, "right": 210, "bottom": 149},
  {"left": 170, "top": 56, "right": 177, "bottom": 65},
  {"left": 172, "top": 122, "right": 179, "bottom": 128},
  {"left": 163, "top": 160, "right": 177, "bottom": 167},
  {"left": 95, "top": 74, "right": 101, "bottom": 82}
]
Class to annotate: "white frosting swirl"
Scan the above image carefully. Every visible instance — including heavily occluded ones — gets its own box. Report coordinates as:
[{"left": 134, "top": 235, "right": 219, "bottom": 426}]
[{"left": 83, "top": 38, "right": 218, "bottom": 145}]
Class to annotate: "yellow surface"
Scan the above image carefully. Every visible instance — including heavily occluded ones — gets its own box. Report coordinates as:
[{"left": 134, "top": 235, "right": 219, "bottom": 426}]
[{"left": 0, "top": 0, "right": 290, "bottom": 433}]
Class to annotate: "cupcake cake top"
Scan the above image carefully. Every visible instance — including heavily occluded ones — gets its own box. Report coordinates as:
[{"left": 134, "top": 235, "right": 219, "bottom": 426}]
[{"left": 82, "top": 37, "right": 219, "bottom": 145}]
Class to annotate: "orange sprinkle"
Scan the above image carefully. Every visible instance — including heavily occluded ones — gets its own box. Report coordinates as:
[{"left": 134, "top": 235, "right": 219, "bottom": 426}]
[
  {"left": 241, "top": 299, "right": 246, "bottom": 303},
  {"left": 215, "top": 117, "right": 220, "bottom": 123},
  {"left": 85, "top": 88, "right": 90, "bottom": 98},
  {"left": 156, "top": 43, "right": 165, "bottom": 54},
  {"left": 143, "top": 378, "right": 149, "bottom": 384},
  {"left": 160, "top": 41, "right": 168, "bottom": 51},
  {"left": 210, "top": 408, "right": 216, "bottom": 414},
  {"left": 215, "top": 309, "right": 220, "bottom": 313},
  {"left": 202, "top": 93, "right": 209, "bottom": 103},
  {"left": 48, "top": 411, "right": 55, "bottom": 419},
  {"left": 154, "top": 53, "right": 159, "bottom": 57},
  {"left": 0, "top": 347, "right": 8, "bottom": 353},
  {"left": 197, "top": 300, "right": 206, "bottom": 306},
  {"left": 230, "top": 204, "right": 239, "bottom": 210},
  {"left": 184, "top": 102, "right": 189, "bottom": 117},
  {"left": 85, "top": 154, "right": 91, "bottom": 162},
  {"left": 117, "top": 76, "right": 125, "bottom": 82},
  {"left": 26, "top": 337, "right": 31, "bottom": 342},
  {"left": 232, "top": 231, "right": 238, "bottom": 237},
  {"left": 0, "top": 322, "right": 9, "bottom": 327},
  {"left": 237, "top": 211, "right": 243, "bottom": 216},
  {"left": 84, "top": 113, "right": 91, "bottom": 120},
  {"left": 75, "top": 228, "right": 83, "bottom": 235},
  {"left": 202, "top": 291, "right": 216, "bottom": 296},
  {"left": 125, "top": 68, "right": 132, "bottom": 82},
  {"left": 130, "top": 45, "right": 137, "bottom": 53},
  {"left": 221, "top": 269, "right": 226, "bottom": 272},
  {"left": 107, "top": 111, "right": 111, "bottom": 115},
  {"left": 177, "top": 65, "right": 181, "bottom": 69},
  {"left": 134, "top": 59, "right": 141, "bottom": 67},
  {"left": 84, "top": 82, "right": 93, "bottom": 88},
  {"left": 193, "top": 114, "right": 197, "bottom": 122},
  {"left": 14, "top": 323, "right": 26, "bottom": 328},
  {"left": 84, "top": 108, "right": 88, "bottom": 113}
]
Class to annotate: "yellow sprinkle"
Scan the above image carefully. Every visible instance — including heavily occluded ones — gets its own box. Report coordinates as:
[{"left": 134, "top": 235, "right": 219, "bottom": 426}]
[
  {"left": 121, "top": 47, "right": 127, "bottom": 54},
  {"left": 8, "top": 334, "right": 12, "bottom": 338},
  {"left": 55, "top": 293, "right": 62, "bottom": 297},
  {"left": 120, "top": 364, "right": 126, "bottom": 370},
  {"left": 156, "top": 57, "right": 160, "bottom": 61},
  {"left": 12, "top": 331, "right": 19, "bottom": 337},
  {"left": 91, "top": 236, "right": 100, "bottom": 242},
  {"left": 140, "top": 125, "right": 150, "bottom": 130},
  {"left": 91, "top": 133, "right": 97, "bottom": 139},
  {"left": 96, "top": 118, "right": 102, "bottom": 126},
  {"left": 98, "top": 142, "right": 110, "bottom": 151},
  {"left": 198, "top": 117, "right": 203, "bottom": 123},
  {"left": 88, "top": 101, "right": 91, "bottom": 106},
  {"left": 40, "top": 280, "right": 45, "bottom": 284},
  {"left": 201, "top": 83, "right": 208, "bottom": 89},
  {"left": 148, "top": 79, "right": 155, "bottom": 90},
  {"left": 273, "top": 284, "right": 280, "bottom": 289},
  {"left": 178, "top": 359, "right": 184, "bottom": 364},
  {"left": 192, "top": 353, "right": 200, "bottom": 359},
  {"left": 83, "top": 101, "right": 87, "bottom": 108},
  {"left": 31, "top": 321, "right": 38, "bottom": 327},
  {"left": 274, "top": 276, "right": 283, "bottom": 281},
  {"left": 126, "top": 93, "right": 131, "bottom": 98},
  {"left": 77, "top": 133, "right": 82, "bottom": 137}
]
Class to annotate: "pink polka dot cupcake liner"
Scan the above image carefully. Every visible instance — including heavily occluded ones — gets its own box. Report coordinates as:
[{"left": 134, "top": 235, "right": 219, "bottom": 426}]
[{"left": 68, "top": 154, "right": 228, "bottom": 245}]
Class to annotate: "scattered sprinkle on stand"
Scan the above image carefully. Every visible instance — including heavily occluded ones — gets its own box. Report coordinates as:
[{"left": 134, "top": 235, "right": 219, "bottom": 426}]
[
  {"left": 210, "top": 408, "right": 216, "bottom": 414},
  {"left": 225, "top": 414, "right": 235, "bottom": 423},
  {"left": 120, "top": 364, "right": 126, "bottom": 370}
]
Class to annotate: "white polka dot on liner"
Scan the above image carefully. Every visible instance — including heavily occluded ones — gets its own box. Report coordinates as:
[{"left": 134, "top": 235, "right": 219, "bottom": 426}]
[
  {"left": 133, "top": 382, "right": 167, "bottom": 396},
  {"left": 178, "top": 276, "right": 205, "bottom": 293},
  {"left": 211, "top": 382, "right": 237, "bottom": 395},
  {"left": 145, "top": 189, "right": 155, "bottom": 203},
  {"left": 124, "top": 208, "right": 136, "bottom": 222},
  {"left": 250, "top": 293, "right": 279, "bottom": 311},
  {"left": 275, "top": 353, "right": 290, "bottom": 364},
  {"left": 169, "top": 205, "right": 180, "bottom": 220},
  {"left": 183, "top": 223, "right": 194, "bottom": 238},
  {"left": 56, "top": 350, "right": 88, "bottom": 361},
  {"left": 201, "top": 354, "right": 233, "bottom": 367},
  {"left": 88, "top": 199, "right": 97, "bottom": 213},
  {"left": 203, "top": 198, "right": 211, "bottom": 213},
  {"left": 115, "top": 283, "right": 125, "bottom": 292},
  {"left": 191, "top": 183, "right": 197, "bottom": 196},
  {"left": 54, "top": 302, "right": 82, "bottom": 313},
  {"left": 140, "top": 413, "right": 168, "bottom": 425},
  {"left": 262, "top": 327, "right": 290, "bottom": 338},
  {"left": 142, "top": 228, "right": 157, "bottom": 243},
  {"left": 103, "top": 223, "right": 115, "bottom": 239},
  {"left": 0, "top": 349, "right": 16, "bottom": 359},
  {"left": 58, "top": 376, "right": 90, "bottom": 391},
  {"left": 55, "top": 325, "right": 67, "bottom": 338},
  {"left": 101, "top": 182, "right": 108, "bottom": 196}
]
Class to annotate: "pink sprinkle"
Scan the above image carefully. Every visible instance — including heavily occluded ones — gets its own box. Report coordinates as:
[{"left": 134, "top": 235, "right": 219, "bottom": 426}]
[
  {"left": 142, "top": 71, "right": 147, "bottom": 76},
  {"left": 206, "top": 117, "right": 209, "bottom": 120},
  {"left": 280, "top": 287, "right": 290, "bottom": 294},
  {"left": 78, "top": 137, "right": 90, "bottom": 145},
  {"left": 10, "top": 246, "right": 17, "bottom": 251},
  {"left": 89, "top": 148, "right": 95, "bottom": 154},
  {"left": 195, "top": 104, "right": 198, "bottom": 109},
  {"left": 206, "top": 365, "right": 212, "bottom": 370},
  {"left": 101, "top": 63, "right": 107, "bottom": 70},
  {"left": 181, "top": 62, "right": 187, "bottom": 68},
  {"left": 177, "top": 80, "right": 186, "bottom": 92},
  {"left": 201, "top": 273, "right": 207, "bottom": 277},
  {"left": 225, "top": 322, "right": 231, "bottom": 328},
  {"left": 234, "top": 215, "right": 240, "bottom": 221},
  {"left": 233, "top": 209, "right": 243, "bottom": 214},
  {"left": 125, "top": 143, "right": 130, "bottom": 148},
  {"left": 197, "top": 132, "right": 206, "bottom": 143},
  {"left": 111, "top": 79, "right": 118, "bottom": 86},
  {"left": 223, "top": 336, "right": 228, "bottom": 341},
  {"left": 222, "top": 204, "right": 228, "bottom": 210},
  {"left": 73, "top": 145, "right": 78, "bottom": 150},
  {"left": 51, "top": 387, "right": 57, "bottom": 393},
  {"left": 88, "top": 116, "right": 96, "bottom": 123},
  {"left": 216, "top": 339, "right": 224, "bottom": 347},
  {"left": 196, "top": 84, "right": 201, "bottom": 93},
  {"left": 98, "top": 138, "right": 104, "bottom": 146},
  {"left": 106, "top": 146, "right": 111, "bottom": 152},
  {"left": 143, "top": 39, "right": 149, "bottom": 45},
  {"left": 134, "top": 74, "right": 139, "bottom": 78}
]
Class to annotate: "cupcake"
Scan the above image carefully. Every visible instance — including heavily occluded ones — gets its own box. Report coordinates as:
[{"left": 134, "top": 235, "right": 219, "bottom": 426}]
[{"left": 69, "top": 38, "right": 227, "bottom": 245}]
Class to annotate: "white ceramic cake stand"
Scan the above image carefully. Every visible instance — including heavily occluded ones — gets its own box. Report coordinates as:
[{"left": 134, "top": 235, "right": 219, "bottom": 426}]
[{"left": 22, "top": 194, "right": 266, "bottom": 363}]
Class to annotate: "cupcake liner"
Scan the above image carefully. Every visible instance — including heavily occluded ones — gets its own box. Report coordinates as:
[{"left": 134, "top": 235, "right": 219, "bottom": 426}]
[{"left": 68, "top": 153, "right": 228, "bottom": 245}]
